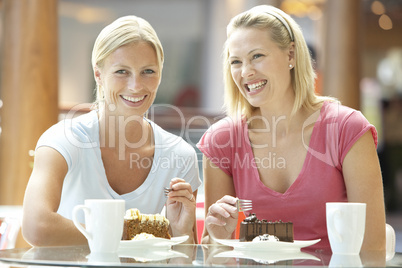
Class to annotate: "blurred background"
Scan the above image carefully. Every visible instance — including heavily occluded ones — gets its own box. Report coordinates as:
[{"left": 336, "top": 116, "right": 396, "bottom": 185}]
[{"left": 0, "top": 0, "right": 401, "bottom": 247}]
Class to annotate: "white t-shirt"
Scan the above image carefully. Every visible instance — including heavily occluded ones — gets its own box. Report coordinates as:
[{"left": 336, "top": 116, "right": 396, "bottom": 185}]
[{"left": 36, "top": 110, "right": 201, "bottom": 223}]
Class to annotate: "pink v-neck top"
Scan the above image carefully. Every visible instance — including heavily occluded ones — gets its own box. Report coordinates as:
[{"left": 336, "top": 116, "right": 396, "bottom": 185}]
[{"left": 197, "top": 101, "right": 377, "bottom": 248}]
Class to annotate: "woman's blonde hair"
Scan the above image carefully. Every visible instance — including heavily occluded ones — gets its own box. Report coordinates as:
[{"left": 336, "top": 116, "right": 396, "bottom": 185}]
[
  {"left": 91, "top": 15, "right": 164, "bottom": 108},
  {"left": 223, "top": 5, "right": 333, "bottom": 119}
]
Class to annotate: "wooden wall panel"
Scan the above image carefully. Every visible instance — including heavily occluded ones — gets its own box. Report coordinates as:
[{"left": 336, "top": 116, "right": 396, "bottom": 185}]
[
  {"left": 0, "top": 0, "right": 58, "bottom": 207},
  {"left": 322, "top": 0, "right": 361, "bottom": 110}
]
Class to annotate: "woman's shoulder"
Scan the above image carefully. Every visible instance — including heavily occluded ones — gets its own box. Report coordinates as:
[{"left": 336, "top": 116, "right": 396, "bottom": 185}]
[
  {"left": 321, "top": 101, "right": 368, "bottom": 124},
  {"left": 210, "top": 116, "right": 244, "bottom": 127},
  {"left": 319, "top": 101, "right": 376, "bottom": 142},
  {"left": 203, "top": 116, "right": 245, "bottom": 136},
  {"left": 149, "top": 120, "right": 196, "bottom": 154},
  {"left": 39, "top": 110, "right": 99, "bottom": 148},
  {"left": 49, "top": 110, "right": 97, "bottom": 130},
  {"left": 63, "top": 110, "right": 99, "bottom": 130},
  {"left": 197, "top": 116, "right": 246, "bottom": 149}
]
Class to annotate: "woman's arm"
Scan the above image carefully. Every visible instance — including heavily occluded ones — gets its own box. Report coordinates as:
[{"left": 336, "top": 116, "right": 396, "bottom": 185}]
[
  {"left": 342, "top": 130, "right": 386, "bottom": 251},
  {"left": 22, "top": 146, "right": 87, "bottom": 246},
  {"left": 201, "top": 156, "right": 238, "bottom": 244}
]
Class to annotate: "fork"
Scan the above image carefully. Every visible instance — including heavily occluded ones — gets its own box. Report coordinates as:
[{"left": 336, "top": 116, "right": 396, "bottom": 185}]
[
  {"left": 237, "top": 198, "right": 253, "bottom": 212},
  {"left": 164, "top": 187, "right": 172, "bottom": 218}
]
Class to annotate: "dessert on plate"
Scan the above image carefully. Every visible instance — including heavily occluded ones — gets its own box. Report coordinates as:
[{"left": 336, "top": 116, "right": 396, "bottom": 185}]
[
  {"left": 122, "top": 208, "right": 170, "bottom": 240},
  {"left": 132, "top": 232, "right": 156, "bottom": 240},
  {"left": 239, "top": 213, "right": 293, "bottom": 242}
]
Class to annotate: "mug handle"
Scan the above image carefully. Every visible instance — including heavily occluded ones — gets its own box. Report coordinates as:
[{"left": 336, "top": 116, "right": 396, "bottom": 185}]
[
  {"left": 72, "top": 205, "right": 92, "bottom": 241},
  {"left": 328, "top": 208, "right": 342, "bottom": 242}
]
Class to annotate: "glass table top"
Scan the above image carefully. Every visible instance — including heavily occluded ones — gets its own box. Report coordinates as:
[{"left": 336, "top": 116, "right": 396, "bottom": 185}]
[{"left": 0, "top": 244, "right": 400, "bottom": 267}]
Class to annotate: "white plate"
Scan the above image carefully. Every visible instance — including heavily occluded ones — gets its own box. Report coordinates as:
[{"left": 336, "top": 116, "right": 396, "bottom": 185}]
[
  {"left": 119, "top": 235, "right": 189, "bottom": 249},
  {"left": 214, "top": 249, "right": 320, "bottom": 264},
  {"left": 118, "top": 248, "right": 188, "bottom": 262},
  {"left": 214, "top": 238, "right": 321, "bottom": 252}
]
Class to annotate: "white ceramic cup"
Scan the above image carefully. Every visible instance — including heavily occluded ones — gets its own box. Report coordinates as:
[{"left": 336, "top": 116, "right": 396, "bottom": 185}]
[
  {"left": 72, "top": 199, "right": 125, "bottom": 253},
  {"left": 87, "top": 252, "right": 121, "bottom": 264},
  {"left": 326, "top": 202, "right": 366, "bottom": 255},
  {"left": 329, "top": 253, "right": 362, "bottom": 267}
]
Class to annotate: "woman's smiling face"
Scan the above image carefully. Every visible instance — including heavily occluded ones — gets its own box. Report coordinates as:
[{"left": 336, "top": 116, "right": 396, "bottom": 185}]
[
  {"left": 228, "top": 27, "right": 294, "bottom": 109},
  {"left": 95, "top": 41, "right": 161, "bottom": 116}
]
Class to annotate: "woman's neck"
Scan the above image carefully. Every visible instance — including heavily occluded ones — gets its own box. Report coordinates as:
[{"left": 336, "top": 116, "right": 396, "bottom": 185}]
[
  {"left": 97, "top": 108, "right": 152, "bottom": 152},
  {"left": 249, "top": 97, "right": 296, "bottom": 135}
]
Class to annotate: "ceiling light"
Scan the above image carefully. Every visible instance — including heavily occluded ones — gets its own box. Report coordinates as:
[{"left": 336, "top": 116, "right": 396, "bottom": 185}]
[
  {"left": 371, "top": 1, "right": 385, "bottom": 15},
  {"left": 379, "top": 14, "right": 393, "bottom": 30}
]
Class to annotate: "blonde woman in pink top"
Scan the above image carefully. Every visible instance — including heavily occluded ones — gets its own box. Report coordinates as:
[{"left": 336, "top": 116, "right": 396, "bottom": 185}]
[{"left": 197, "top": 5, "right": 385, "bottom": 253}]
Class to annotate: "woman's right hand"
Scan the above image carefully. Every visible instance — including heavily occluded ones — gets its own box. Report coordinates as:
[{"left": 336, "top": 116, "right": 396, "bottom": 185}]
[
  {"left": 165, "top": 178, "right": 196, "bottom": 240},
  {"left": 205, "top": 195, "right": 239, "bottom": 240}
]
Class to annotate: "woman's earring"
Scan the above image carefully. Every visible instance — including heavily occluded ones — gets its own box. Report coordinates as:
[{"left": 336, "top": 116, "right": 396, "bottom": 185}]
[{"left": 289, "top": 64, "right": 293, "bottom": 68}]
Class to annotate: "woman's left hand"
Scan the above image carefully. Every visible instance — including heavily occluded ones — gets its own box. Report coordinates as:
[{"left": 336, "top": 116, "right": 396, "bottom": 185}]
[{"left": 166, "top": 177, "right": 196, "bottom": 238}]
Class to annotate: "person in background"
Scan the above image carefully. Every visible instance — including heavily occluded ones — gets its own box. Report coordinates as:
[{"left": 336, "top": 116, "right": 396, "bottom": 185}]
[
  {"left": 197, "top": 5, "right": 385, "bottom": 252},
  {"left": 22, "top": 15, "right": 201, "bottom": 246}
]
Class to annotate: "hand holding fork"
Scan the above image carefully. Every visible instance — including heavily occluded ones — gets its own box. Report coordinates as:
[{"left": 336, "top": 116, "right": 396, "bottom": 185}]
[
  {"left": 207, "top": 196, "right": 253, "bottom": 215},
  {"left": 205, "top": 196, "right": 252, "bottom": 240},
  {"left": 162, "top": 178, "right": 196, "bottom": 241},
  {"left": 163, "top": 180, "right": 195, "bottom": 219}
]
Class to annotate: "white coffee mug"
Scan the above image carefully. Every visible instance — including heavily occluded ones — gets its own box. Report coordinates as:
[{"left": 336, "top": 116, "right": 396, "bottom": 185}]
[
  {"left": 72, "top": 199, "right": 125, "bottom": 253},
  {"left": 329, "top": 253, "right": 362, "bottom": 267},
  {"left": 87, "top": 252, "right": 121, "bottom": 264},
  {"left": 326, "top": 202, "right": 366, "bottom": 255}
]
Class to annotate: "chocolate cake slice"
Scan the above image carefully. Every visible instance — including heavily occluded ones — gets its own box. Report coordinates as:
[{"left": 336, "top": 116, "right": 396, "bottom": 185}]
[{"left": 239, "top": 214, "right": 293, "bottom": 242}]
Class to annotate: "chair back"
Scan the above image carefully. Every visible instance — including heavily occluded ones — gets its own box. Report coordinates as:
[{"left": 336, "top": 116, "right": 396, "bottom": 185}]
[
  {"left": 386, "top": 223, "right": 396, "bottom": 261},
  {"left": 0, "top": 206, "right": 22, "bottom": 249}
]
